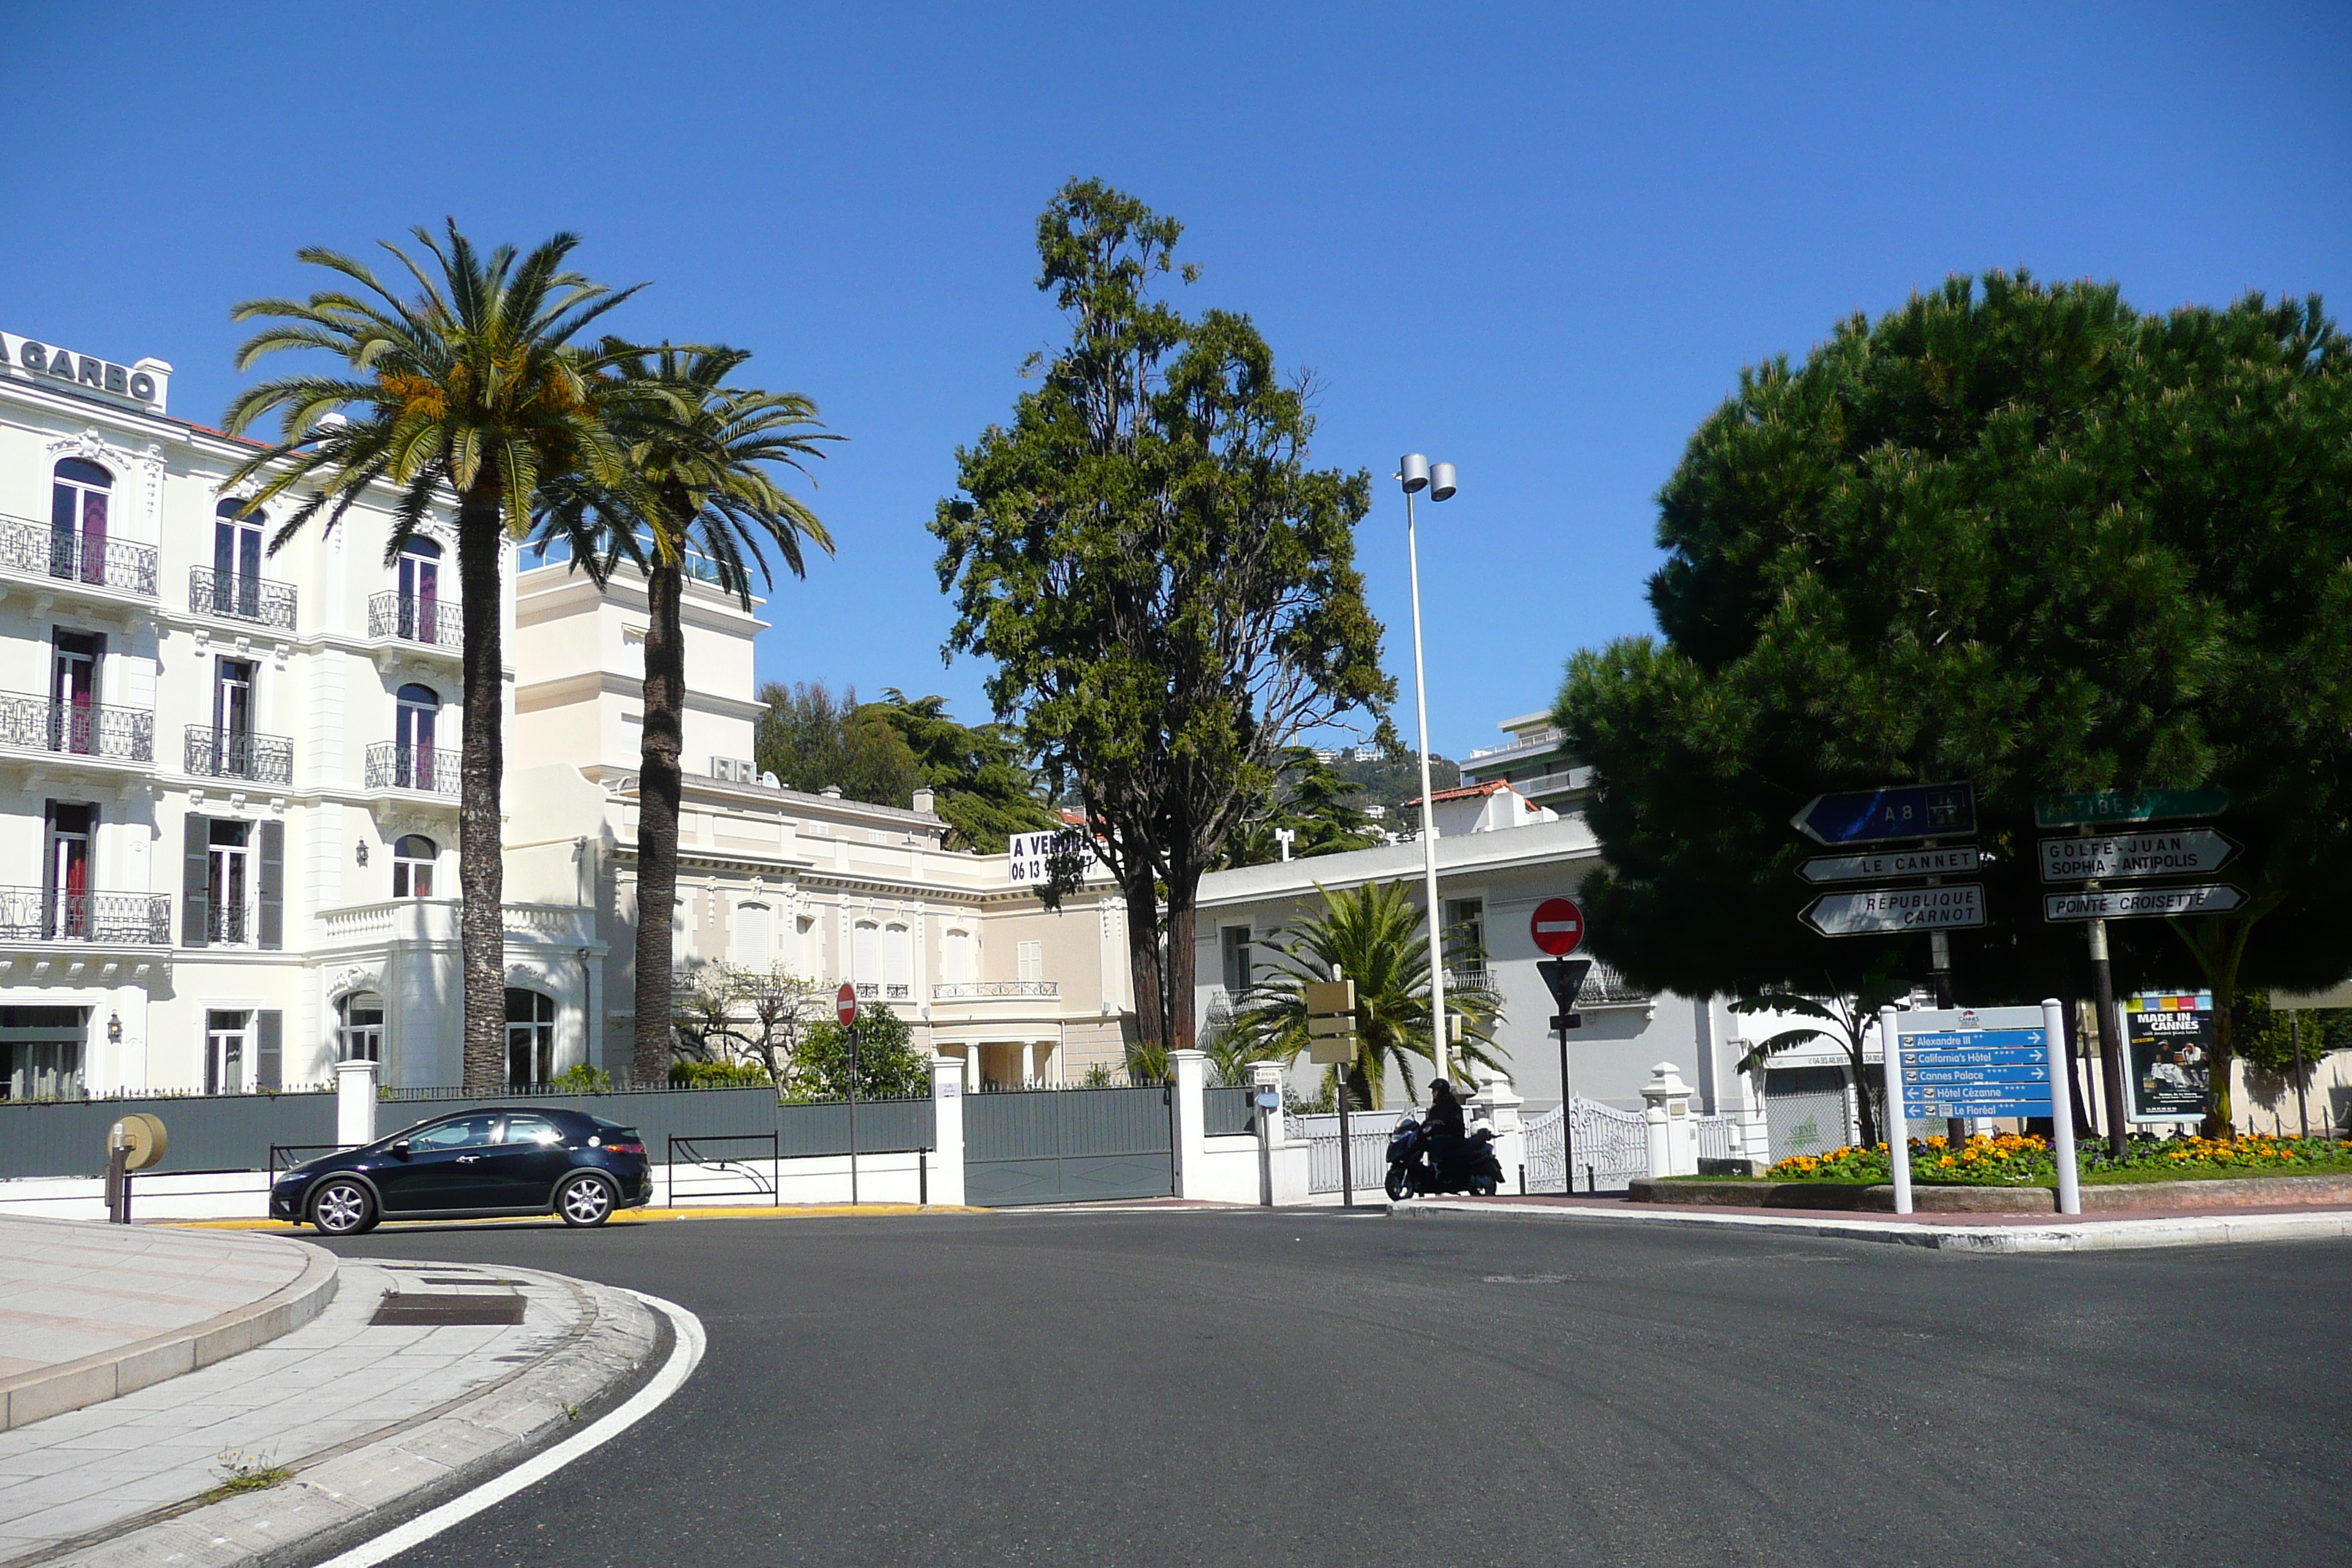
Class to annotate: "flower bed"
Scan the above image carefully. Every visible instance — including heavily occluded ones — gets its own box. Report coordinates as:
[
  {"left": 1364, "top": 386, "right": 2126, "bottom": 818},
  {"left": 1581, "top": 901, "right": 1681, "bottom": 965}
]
[{"left": 1763, "top": 1131, "right": 2352, "bottom": 1186}]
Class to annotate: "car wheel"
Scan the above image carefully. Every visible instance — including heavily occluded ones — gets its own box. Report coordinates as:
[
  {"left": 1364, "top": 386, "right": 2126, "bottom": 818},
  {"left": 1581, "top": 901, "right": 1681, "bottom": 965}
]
[
  {"left": 311, "top": 1177, "right": 376, "bottom": 1237},
  {"left": 557, "top": 1172, "right": 615, "bottom": 1228}
]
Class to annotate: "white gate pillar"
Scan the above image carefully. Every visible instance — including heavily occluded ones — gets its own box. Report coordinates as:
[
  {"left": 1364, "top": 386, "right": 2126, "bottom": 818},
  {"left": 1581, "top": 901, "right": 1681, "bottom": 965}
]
[
  {"left": 336, "top": 1057, "right": 378, "bottom": 1148},
  {"left": 1469, "top": 1068, "right": 1527, "bottom": 1193},
  {"left": 928, "top": 1054, "right": 965, "bottom": 1206},
  {"left": 1169, "top": 1049, "right": 1207, "bottom": 1198},
  {"left": 1641, "top": 1060, "right": 1699, "bottom": 1177}
]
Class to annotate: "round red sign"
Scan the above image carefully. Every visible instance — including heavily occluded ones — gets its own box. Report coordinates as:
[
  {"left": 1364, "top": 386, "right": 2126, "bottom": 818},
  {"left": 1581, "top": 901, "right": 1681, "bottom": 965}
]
[
  {"left": 1530, "top": 897, "right": 1586, "bottom": 957},
  {"left": 835, "top": 981, "right": 859, "bottom": 1028}
]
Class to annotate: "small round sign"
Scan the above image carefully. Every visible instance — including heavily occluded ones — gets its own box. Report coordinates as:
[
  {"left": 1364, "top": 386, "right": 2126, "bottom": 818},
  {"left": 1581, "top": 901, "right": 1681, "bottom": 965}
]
[
  {"left": 835, "top": 982, "right": 859, "bottom": 1028},
  {"left": 1530, "top": 896, "right": 1586, "bottom": 957}
]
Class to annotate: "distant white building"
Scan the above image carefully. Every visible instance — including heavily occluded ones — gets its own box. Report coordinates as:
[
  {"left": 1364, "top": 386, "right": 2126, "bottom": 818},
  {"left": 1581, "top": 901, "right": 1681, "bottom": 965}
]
[{"left": 1458, "top": 709, "right": 1592, "bottom": 816}]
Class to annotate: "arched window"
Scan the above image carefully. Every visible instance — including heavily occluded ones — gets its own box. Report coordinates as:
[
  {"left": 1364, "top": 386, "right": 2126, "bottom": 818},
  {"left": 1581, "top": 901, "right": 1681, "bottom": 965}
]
[
  {"left": 883, "top": 923, "right": 913, "bottom": 999},
  {"left": 941, "top": 927, "right": 976, "bottom": 985},
  {"left": 853, "top": 920, "right": 879, "bottom": 989},
  {"left": 396, "top": 536, "right": 440, "bottom": 639},
  {"left": 395, "top": 683, "right": 438, "bottom": 788},
  {"left": 392, "top": 834, "right": 436, "bottom": 898},
  {"left": 338, "top": 992, "right": 384, "bottom": 1063},
  {"left": 211, "top": 497, "right": 265, "bottom": 617},
  {"left": 505, "top": 987, "right": 555, "bottom": 1086},
  {"left": 734, "top": 902, "right": 773, "bottom": 968},
  {"left": 51, "top": 458, "right": 112, "bottom": 584}
]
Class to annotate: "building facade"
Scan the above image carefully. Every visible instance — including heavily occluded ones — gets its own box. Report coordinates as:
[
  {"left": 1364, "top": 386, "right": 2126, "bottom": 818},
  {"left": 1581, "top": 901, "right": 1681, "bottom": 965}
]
[{"left": 0, "top": 324, "right": 1135, "bottom": 1101}]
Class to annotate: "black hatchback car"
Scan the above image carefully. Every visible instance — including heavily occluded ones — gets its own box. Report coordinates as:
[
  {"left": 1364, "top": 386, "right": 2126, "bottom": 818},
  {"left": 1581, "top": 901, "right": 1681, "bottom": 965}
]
[{"left": 271, "top": 1107, "right": 653, "bottom": 1235}]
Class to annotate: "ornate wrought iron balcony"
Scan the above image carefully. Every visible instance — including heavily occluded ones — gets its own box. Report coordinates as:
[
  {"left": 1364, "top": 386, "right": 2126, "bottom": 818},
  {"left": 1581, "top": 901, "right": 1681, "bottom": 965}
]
[
  {"left": 189, "top": 567, "right": 296, "bottom": 630},
  {"left": 0, "top": 516, "right": 158, "bottom": 597},
  {"left": 930, "top": 981, "right": 1061, "bottom": 1000},
  {"left": 184, "top": 725, "right": 293, "bottom": 785},
  {"left": 0, "top": 887, "right": 171, "bottom": 945},
  {"left": 0, "top": 693, "right": 154, "bottom": 764},
  {"left": 367, "top": 592, "right": 462, "bottom": 649},
  {"left": 364, "top": 741, "right": 461, "bottom": 797}
]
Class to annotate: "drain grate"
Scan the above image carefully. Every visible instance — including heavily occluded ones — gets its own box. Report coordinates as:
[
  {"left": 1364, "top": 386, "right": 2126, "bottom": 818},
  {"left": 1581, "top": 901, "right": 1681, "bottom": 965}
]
[{"left": 371, "top": 1292, "right": 526, "bottom": 1326}]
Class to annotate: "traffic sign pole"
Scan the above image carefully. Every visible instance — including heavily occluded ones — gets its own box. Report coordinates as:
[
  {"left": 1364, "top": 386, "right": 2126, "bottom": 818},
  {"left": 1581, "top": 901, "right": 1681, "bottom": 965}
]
[
  {"left": 1877, "top": 1005, "right": 1911, "bottom": 1215},
  {"left": 2044, "top": 998, "right": 2081, "bottom": 1215}
]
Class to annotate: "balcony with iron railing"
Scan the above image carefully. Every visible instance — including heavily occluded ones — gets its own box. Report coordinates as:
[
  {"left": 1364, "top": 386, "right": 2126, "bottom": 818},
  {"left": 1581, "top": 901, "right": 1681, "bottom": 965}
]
[
  {"left": 0, "top": 887, "right": 171, "bottom": 946},
  {"left": 1580, "top": 957, "right": 1651, "bottom": 1009},
  {"left": 932, "top": 981, "right": 1061, "bottom": 1000},
  {"left": 363, "top": 741, "right": 461, "bottom": 798},
  {"left": 0, "top": 693, "right": 154, "bottom": 766},
  {"left": 366, "top": 592, "right": 463, "bottom": 650},
  {"left": 0, "top": 515, "right": 158, "bottom": 598},
  {"left": 183, "top": 725, "right": 293, "bottom": 785},
  {"left": 188, "top": 567, "right": 296, "bottom": 631}
]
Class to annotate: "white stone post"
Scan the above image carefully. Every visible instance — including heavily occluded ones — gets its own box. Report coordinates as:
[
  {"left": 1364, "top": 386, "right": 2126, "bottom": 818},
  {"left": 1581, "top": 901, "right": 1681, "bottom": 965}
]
[
  {"left": 336, "top": 1057, "right": 378, "bottom": 1148},
  {"left": 1169, "top": 1049, "right": 1207, "bottom": 1198},
  {"left": 1469, "top": 1068, "right": 1527, "bottom": 1193},
  {"left": 928, "top": 1054, "right": 965, "bottom": 1206},
  {"left": 1640, "top": 1060, "right": 1698, "bottom": 1178}
]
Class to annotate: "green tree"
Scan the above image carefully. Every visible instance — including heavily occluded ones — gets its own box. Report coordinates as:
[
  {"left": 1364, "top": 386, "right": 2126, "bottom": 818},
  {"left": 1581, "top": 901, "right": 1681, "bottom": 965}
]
[
  {"left": 1218, "top": 746, "right": 1385, "bottom": 868},
  {"left": 792, "top": 1005, "right": 930, "bottom": 1101},
  {"left": 1227, "top": 881, "right": 1501, "bottom": 1110},
  {"left": 854, "top": 690, "right": 1059, "bottom": 852},
  {"left": 1560, "top": 273, "right": 2352, "bottom": 1139},
  {"left": 222, "top": 224, "right": 641, "bottom": 1092},
  {"left": 535, "top": 344, "right": 835, "bottom": 1088},
  {"left": 754, "top": 681, "right": 921, "bottom": 805},
  {"left": 934, "top": 179, "right": 1392, "bottom": 1058},
  {"left": 1728, "top": 954, "right": 1912, "bottom": 1147}
]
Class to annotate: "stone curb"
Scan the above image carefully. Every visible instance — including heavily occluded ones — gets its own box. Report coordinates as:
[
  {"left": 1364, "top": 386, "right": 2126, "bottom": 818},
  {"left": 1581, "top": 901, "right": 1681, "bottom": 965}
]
[
  {"left": 27, "top": 1263, "right": 666, "bottom": 1568},
  {"left": 1389, "top": 1197, "right": 2352, "bottom": 1253},
  {"left": 1629, "top": 1172, "right": 2352, "bottom": 1212},
  {"left": 0, "top": 1232, "right": 339, "bottom": 1433}
]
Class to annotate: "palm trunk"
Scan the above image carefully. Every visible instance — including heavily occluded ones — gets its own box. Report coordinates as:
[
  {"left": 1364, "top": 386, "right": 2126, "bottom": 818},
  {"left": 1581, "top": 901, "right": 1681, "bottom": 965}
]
[
  {"left": 631, "top": 559, "right": 687, "bottom": 1088},
  {"left": 456, "top": 487, "right": 507, "bottom": 1093}
]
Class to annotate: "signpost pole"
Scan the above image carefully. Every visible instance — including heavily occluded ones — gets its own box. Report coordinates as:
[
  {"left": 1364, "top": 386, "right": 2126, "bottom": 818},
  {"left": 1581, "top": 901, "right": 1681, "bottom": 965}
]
[
  {"left": 2086, "top": 918, "right": 2128, "bottom": 1159},
  {"left": 2044, "top": 998, "right": 2081, "bottom": 1215},
  {"left": 848, "top": 1016, "right": 860, "bottom": 1207},
  {"left": 1877, "top": 1005, "right": 1911, "bottom": 1215}
]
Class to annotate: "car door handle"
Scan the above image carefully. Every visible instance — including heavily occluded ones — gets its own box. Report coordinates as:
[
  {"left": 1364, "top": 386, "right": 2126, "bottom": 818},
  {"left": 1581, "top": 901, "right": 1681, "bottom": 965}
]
[{"left": 456, "top": 1155, "right": 479, "bottom": 1164}]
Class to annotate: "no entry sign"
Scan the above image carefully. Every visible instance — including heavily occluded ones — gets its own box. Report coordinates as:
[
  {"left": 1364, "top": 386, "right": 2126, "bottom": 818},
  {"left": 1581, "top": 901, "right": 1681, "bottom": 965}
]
[
  {"left": 835, "top": 982, "right": 859, "bottom": 1027},
  {"left": 1530, "top": 897, "right": 1586, "bottom": 957}
]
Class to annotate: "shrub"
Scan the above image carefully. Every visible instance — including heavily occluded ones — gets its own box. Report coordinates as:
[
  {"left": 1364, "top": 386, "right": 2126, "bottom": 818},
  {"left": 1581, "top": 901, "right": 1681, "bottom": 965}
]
[{"left": 669, "top": 1058, "right": 773, "bottom": 1088}]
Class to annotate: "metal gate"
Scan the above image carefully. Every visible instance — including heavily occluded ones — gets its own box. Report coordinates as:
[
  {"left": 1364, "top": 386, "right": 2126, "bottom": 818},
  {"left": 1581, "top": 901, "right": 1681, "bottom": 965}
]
[
  {"left": 1524, "top": 1099, "right": 1649, "bottom": 1192},
  {"left": 962, "top": 1084, "right": 1173, "bottom": 1207},
  {"left": 1764, "top": 1066, "right": 1853, "bottom": 1161},
  {"left": 1293, "top": 1112, "right": 1398, "bottom": 1196}
]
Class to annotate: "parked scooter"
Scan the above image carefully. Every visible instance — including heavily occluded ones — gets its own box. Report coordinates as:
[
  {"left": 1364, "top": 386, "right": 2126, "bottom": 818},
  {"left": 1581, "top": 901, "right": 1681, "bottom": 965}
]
[{"left": 1383, "top": 1112, "right": 1503, "bottom": 1200}]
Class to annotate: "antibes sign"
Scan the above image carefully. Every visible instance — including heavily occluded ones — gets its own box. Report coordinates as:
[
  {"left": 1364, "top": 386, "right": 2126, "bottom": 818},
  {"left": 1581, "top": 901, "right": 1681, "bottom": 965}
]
[{"left": 0, "top": 331, "right": 167, "bottom": 411}]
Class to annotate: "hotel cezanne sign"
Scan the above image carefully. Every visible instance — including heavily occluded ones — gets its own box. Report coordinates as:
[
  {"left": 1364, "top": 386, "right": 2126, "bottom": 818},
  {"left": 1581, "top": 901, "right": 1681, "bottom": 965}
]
[{"left": 1, "top": 331, "right": 162, "bottom": 407}]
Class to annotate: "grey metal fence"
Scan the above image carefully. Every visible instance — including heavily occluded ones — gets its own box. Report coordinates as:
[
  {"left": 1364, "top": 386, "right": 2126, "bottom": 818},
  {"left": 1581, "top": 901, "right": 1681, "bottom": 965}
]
[
  {"left": 1205, "top": 1085, "right": 1258, "bottom": 1137},
  {"left": 0, "top": 1091, "right": 335, "bottom": 1179}
]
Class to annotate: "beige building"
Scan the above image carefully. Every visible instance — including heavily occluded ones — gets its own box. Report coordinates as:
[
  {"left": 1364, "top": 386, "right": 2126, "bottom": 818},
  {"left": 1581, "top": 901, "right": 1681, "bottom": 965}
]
[{"left": 0, "top": 325, "right": 1130, "bottom": 1102}]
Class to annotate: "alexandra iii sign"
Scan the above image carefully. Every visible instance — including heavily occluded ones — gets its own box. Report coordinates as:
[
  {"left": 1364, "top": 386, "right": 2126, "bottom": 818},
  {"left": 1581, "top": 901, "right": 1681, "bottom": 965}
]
[{"left": 0, "top": 331, "right": 169, "bottom": 412}]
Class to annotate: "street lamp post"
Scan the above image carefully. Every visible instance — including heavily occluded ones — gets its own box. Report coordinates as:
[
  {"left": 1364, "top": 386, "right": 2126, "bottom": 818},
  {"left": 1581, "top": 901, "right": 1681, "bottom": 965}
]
[{"left": 1398, "top": 453, "right": 1457, "bottom": 1083}]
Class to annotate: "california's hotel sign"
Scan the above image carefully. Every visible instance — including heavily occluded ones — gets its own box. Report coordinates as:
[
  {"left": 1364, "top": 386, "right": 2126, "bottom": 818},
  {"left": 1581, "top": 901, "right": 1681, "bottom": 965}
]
[{"left": 1, "top": 331, "right": 167, "bottom": 412}]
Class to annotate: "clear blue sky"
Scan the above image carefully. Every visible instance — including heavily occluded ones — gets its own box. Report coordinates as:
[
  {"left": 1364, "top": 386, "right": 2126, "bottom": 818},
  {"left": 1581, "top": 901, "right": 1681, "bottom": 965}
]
[{"left": 7, "top": 4, "right": 2346, "bottom": 761}]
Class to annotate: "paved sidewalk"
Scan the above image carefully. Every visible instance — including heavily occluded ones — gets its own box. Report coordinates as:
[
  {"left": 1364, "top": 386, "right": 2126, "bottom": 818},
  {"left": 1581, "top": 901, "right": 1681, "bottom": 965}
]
[
  {"left": 0, "top": 1256, "right": 660, "bottom": 1567},
  {"left": 1392, "top": 1192, "right": 2352, "bottom": 1251},
  {"left": 0, "top": 1219, "right": 336, "bottom": 1431}
]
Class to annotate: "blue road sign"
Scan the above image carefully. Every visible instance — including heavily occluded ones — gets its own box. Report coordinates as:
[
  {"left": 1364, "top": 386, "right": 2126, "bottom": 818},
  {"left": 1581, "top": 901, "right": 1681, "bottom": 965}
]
[
  {"left": 1902, "top": 1093, "right": 2054, "bottom": 1117},
  {"left": 1791, "top": 783, "right": 1976, "bottom": 845},
  {"left": 1907, "top": 1049, "right": 2049, "bottom": 1068},
  {"left": 1904, "top": 1028, "right": 2044, "bottom": 1051},
  {"left": 1904, "top": 1064, "right": 2052, "bottom": 1085}
]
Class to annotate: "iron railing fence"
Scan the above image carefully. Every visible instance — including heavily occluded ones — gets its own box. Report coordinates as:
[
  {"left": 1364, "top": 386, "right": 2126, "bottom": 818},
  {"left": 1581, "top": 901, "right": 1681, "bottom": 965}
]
[
  {"left": 188, "top": 567, "right": 297, "bottom": 630},
  {"left": 0, "top": 692, "right": 154, "bottom": 762},
  {"left": 364, "top": 742, "right": 461, "bottom": 796},
  {"left": 206, "top": 904, "right": 250, "bottom": 945},
  {"left": 0, "top": 886, "right": 171, "bottom": 945},
  {"left": 0, "top": 516, "right": 158, "bottom": 595},
  {"left": 366, "top": 592, "right": 462, "bottom": 648},
  {"left": 183, "top": 725, "right": 293, "bottom": 785}
]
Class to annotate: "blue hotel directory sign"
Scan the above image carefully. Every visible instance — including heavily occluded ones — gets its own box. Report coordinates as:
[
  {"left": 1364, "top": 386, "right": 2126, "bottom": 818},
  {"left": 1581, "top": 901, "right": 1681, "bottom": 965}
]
[{"left": 1894, "top": 1006, "right": 2057, "bottom": 1120}]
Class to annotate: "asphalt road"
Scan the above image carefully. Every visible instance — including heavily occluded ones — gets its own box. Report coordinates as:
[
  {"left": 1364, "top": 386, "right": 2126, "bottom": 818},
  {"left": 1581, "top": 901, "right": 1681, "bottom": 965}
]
[{"left": 324, "top": 1210, "right": 2352, "bottom": 1567}]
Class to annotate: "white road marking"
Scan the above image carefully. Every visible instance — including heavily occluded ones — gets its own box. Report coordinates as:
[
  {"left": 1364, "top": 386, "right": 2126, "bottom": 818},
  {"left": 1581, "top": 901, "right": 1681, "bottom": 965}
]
[{"left": 312, "top": 1289, "right": 705, "bottom": 1567}]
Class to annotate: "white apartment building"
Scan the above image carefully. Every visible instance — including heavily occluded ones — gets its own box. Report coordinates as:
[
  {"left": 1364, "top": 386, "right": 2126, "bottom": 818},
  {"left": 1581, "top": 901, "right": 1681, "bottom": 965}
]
[
  {"left": 0, "top": 325, "right": 1134, "bottom": 1102},
  {"left": 1458, "top": 709, "right": 1593, "bottom": 817}
]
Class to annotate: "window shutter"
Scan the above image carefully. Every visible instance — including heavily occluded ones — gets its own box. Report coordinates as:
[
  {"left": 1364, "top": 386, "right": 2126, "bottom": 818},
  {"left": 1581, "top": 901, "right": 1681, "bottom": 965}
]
[
  {"left": 256, "top": 1010, "right": 282, "bottom": 1090},
  {"left": 257, "top": 820, "right": 284, "bottom": 949},
  {"left": 182, "top": 815, "right": 210, "bottom": 947}
]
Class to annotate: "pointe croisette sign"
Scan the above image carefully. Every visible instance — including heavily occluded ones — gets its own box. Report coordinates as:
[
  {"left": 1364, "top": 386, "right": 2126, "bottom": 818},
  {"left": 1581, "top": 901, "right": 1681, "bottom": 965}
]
[{"left": 0, "top": 331, "right": 169, "bottom": 412}]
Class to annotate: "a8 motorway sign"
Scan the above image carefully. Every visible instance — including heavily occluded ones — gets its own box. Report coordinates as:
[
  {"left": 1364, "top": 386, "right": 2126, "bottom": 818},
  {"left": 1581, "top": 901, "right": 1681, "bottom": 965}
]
[{"left": 1790, "top": 783, "right": 1975, "bottom": 846}]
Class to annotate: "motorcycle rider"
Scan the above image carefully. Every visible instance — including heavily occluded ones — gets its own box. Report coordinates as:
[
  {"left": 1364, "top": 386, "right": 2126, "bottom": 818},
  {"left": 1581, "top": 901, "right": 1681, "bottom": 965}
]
[{"left": 1426, "top": 1078, "right": 1468, "bottom": 1189}]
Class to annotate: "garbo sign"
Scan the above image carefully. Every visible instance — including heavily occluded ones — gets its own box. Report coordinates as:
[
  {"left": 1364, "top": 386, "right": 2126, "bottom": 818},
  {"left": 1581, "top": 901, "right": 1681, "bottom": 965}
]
[{"left": 1, "top": 331, "right": 163, "bottom": 408}]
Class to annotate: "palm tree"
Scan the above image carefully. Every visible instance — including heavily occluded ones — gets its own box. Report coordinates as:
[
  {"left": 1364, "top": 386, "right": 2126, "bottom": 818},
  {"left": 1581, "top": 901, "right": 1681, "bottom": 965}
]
[
  {"left": 535, "top": 346, "right": 834, "bottom": 1087},
  {"left": 1228, "top": 880, "right": 1502, "bottom": 1111},
  {"left": 222, "top": 224, "right": 641, "bottom": 1092}
]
